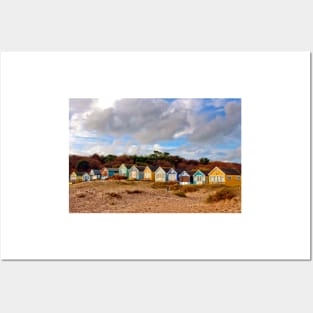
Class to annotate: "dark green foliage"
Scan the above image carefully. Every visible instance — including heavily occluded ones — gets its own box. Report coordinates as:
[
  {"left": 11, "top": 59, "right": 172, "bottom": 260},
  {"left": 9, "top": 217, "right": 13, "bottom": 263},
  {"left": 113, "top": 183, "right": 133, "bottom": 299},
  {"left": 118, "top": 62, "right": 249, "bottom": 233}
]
[
  {"left": 199, "top": 157, "right": 210, "bottom": 164},
  {"left": 76, "top": 160, "right": 90, "bottom": 172}
]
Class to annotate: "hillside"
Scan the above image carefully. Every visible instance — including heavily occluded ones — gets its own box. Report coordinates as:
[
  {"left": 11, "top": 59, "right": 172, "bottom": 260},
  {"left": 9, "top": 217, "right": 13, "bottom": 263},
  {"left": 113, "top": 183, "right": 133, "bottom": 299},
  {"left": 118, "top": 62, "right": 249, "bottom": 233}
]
[{"left": 69, "top": 152, "right": 241, "bottom": 174}]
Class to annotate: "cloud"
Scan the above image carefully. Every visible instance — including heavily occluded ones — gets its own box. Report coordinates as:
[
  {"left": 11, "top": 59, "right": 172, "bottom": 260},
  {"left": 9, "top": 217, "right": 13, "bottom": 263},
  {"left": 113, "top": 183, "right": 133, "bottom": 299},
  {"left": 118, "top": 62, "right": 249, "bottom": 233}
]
[
  {"left": 223, "top": 146, "right": 241, "bottom": 162},
  {"left": 128, "top": 145, "right": 140, "bottom": 155},
  {"left": 69, "top": 98, "right": 241, "bottom": 162},
  {"left": 69, "top": 98, "right": 97, "bottom": 116},
  {"left": 81, "top": 98, "right": 199, "bottom": 144},
  {"left": 189, "top": 101, "right": 241, "bottom": 144}
]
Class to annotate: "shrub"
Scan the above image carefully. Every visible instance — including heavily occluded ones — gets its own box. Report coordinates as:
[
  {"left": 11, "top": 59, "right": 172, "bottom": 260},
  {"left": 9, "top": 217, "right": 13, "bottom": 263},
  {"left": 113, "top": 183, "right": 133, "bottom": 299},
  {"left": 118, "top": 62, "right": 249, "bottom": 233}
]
[
  {"left": 126, "top": 190, "right": 143, "bottom": 194},
  {"left": 107, "top": 175, "right": 128, "bottom": 180},
  {"left": 180, "top": 185, "right": 199, "bottom": 193},
  {"left": 151, "top": 182, "right": 179, "bottom": 189},
  {"left": 206, "top": 187, "right": 236, "bottom": 203},
  {"left": 174, "top": 191, "right": 187, "bottom": 197},
  {"left": 107, "top": 192, "right": 122, "bottom": 199}
]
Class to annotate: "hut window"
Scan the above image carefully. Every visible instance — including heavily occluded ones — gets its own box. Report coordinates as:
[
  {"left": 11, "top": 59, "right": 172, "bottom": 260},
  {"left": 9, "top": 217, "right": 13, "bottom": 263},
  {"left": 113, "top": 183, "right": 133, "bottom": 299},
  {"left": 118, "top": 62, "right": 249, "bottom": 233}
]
[
  {"left": 236, "top": 176, "right": 240, "bottom": 180},
  {"left": 227, "top": 176, "right": 232, "bottom": 180},
  {"left": 146, "top": 172, "right": 151, "bottom": 178}
]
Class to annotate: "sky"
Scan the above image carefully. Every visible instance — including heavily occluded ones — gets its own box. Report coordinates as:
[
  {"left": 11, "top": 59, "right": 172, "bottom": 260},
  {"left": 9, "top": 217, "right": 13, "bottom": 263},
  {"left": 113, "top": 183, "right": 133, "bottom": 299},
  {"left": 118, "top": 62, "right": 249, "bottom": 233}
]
[{"left": 69, "top": 98, "right": 241, "bottom": 163}]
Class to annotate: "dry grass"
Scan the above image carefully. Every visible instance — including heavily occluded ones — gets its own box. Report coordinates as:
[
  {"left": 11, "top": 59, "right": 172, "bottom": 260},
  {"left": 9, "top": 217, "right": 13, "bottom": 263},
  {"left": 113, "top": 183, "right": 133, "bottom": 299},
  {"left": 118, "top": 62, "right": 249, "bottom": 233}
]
[
  {"left": 107, "top": 192, "right": 122, "bottom": 199},
  {"left": 151, "top": 181, "right": 179, "bottom": 189},
  {"left": 206, "top": 187, "right": 238, "bottom": 203},
  {"left": 126, "top": 190, "right": 143, "bottom": 194},
  {"left": 180, "top": 185, "right": 200, "bottom": 193},
  {"left": 69, "top": 180, "right": 241, "bottom": 213},
  {"left": 174, "top": 191, "right": 187, "bottom": 197}
]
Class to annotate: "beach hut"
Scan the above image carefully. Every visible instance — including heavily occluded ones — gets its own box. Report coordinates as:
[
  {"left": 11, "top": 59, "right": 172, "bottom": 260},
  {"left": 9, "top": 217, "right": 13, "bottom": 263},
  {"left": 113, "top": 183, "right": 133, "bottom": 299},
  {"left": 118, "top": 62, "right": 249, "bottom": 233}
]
[
  {"left": 82, "top": 172, "right": 90, "bottom": 182},
  {"left": 155, "top": 166, "right": 167, "bottom": 182},
  {"left": 90, "top": 169, "right": 101, "bottom": 180},
  {"left": 143, "top": 165, "right": 157, "bottom": 180},
  {"left": 119, "top": 163, "right": 129, "bottom": 177},
  {"left": 208, "top": 166, "right": 241, "bottom": 186},
  {"left": 167, "top": 168, "right": 178, "bottom": 182},
  {"left": 70, "top": 171, "right": 83, "bottom": 183},
  {"left": 178, "top": 170, "right": 191, "bottom": 185},
  {"left": 108, "top": 168, "right": 119, "bottom": 177},
  {"left": 192, "top": 170, "right": 207, "bottom": 185},
  {"left": 128, "top": 165, "right": 139, "bottom": 180},
  {"left": 70, "top": 171, "right": 77, "bottom": 183},
  {"left": 100, "top": 167, "right": 109, "bottom": 179}
]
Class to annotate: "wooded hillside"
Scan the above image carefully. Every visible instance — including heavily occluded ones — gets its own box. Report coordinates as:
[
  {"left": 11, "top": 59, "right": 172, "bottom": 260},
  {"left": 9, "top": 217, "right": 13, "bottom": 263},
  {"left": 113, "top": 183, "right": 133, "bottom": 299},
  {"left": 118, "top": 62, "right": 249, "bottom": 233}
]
[{"left": 69, "top": 151, "right": 241, "bottom": 174}]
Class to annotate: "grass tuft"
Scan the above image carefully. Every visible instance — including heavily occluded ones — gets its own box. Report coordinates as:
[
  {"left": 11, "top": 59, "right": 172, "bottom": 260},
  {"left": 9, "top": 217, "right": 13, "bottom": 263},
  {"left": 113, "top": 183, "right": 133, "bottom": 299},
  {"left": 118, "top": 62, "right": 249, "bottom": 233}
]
[
  {"left": 126, "top": 190, "right": 143, "bottom": 194},
  {"left": 174, "top": 191, "right": 187, "bottom": 197},
  {"left": 107, "top": 192, "right": 122, "bottom": 199},
  {"left": 180, "top": 185, "right": 200, "bottom": 193},
  {"left": 206, "top": 187, "right": 236, "bottom": 203}
]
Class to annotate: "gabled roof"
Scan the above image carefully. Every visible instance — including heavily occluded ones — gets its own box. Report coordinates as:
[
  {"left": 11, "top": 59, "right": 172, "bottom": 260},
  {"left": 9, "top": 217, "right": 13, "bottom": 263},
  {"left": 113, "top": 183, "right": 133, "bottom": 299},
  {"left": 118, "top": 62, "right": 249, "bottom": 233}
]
[
  {"left": 119, "top": 163, "right": 132, "bottom": 169},
  {"left": 145, "top": 165, "right": 158, "bottom": 171},
  {"left": 178, "top": 170, "right": 190, "bottom": 176},
  {"left": 208, "top": 166, "right": 241, "bottom": 175},
  {"left": 220, "top": 167, "right": 241, "bottom": 175},
  {"left": 155, "top": 166, "right": 166, "bottom": 173},
  {"left": 167, "top": 168, "right": 177, "bottom": 174},
  {"left": 89, "top": 169, "right": 100, "bottom": 173},
  {"left": 128, "top": 165, "right": 145, "bottom": 172},
  {"left": 192, "top": 169, "right": 206, "bottom": 176},
  {"left": 137, "top": 166, "right": 146, "bottom": 171}
]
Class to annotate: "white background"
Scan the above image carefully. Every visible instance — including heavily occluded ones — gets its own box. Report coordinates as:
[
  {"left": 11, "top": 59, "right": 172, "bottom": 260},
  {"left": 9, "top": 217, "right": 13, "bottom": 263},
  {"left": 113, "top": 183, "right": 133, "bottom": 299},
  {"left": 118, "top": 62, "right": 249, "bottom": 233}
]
[
  {"left": 1, "top": 52, "right": 310, "bottom": 260},
  {"left": 0, "top": 1, "right": 312, "bottom": 312}
]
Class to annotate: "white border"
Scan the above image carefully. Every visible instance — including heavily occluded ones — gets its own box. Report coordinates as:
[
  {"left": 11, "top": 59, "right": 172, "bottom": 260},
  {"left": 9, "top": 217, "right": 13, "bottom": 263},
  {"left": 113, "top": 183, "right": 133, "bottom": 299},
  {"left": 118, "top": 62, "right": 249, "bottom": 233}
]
[{"left": 0, "top": 52, "right": 310, "bottom": 259}]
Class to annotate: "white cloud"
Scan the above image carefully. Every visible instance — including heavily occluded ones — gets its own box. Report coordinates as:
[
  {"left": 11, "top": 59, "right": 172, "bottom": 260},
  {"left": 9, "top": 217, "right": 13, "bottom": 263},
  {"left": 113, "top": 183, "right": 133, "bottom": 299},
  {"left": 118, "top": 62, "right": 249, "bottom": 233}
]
[
  {"left": 69, "top": 98, "right": 241, "bottom": 162},
  {"left": 127, "top": 145, "right": 140, "bottom": 155},
  {"left": 153, "top": 144, "right": 161, "bottom": 152}
]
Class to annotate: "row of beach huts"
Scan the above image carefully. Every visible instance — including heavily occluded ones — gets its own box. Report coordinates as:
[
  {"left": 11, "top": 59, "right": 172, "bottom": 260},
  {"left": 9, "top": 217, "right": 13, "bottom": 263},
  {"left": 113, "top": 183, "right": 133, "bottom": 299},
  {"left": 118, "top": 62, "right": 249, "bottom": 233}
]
[{"left": 70, "top": 164, "right": 241, "bottom": 186}]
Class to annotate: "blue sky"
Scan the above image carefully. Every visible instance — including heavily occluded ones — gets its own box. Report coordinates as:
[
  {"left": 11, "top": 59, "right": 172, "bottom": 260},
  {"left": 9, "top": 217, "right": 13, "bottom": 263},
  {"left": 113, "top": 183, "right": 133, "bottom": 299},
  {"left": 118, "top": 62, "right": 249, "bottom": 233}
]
[{"left": 69, "top": 98, "right": 241, "bottom": 163}]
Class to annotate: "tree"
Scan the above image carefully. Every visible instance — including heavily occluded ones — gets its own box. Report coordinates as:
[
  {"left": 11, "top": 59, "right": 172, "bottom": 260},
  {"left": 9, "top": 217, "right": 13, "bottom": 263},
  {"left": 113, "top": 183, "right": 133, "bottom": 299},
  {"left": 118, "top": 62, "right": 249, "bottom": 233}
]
[
  {"left": 199, "top": 157, "right": 210, "bottom": 165},
  {"left": 91, "top": 153, "right": 101, "bottom": 162},
  {"left": 100, "top": 154, "right": 117, "bottom": 165},
  {"left": 76, "top": 160, "right": 90, "bottom": 172}
]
